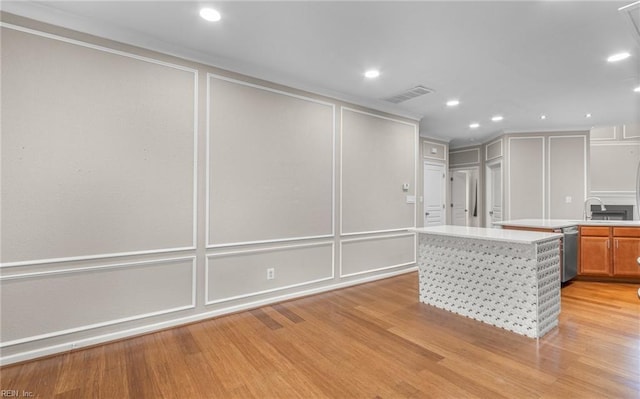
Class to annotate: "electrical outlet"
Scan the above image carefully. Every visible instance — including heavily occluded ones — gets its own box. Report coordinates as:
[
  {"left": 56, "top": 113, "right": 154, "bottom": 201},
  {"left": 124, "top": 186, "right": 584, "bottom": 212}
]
[{"left": 267, "top": 267, "right": 275, "bottom": 280}]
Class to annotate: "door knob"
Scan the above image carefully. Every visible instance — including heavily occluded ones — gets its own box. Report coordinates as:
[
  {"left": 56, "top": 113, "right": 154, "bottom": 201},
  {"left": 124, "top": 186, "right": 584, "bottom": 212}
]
[{"left": 637, "top": 256, "right": 640, "bottom": 265}]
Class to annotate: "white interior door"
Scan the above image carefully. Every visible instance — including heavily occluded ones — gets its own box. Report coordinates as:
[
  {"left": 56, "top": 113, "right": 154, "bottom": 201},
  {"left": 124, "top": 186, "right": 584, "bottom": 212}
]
[
  {"left": 486, "top": 161, "right": 503, "bottom": 226},
  {"left": 451, "top": 171, "right": 469, "bottom": 226},
  {"left": 424, "top": 162, "right": 445, "bottom": 226}
]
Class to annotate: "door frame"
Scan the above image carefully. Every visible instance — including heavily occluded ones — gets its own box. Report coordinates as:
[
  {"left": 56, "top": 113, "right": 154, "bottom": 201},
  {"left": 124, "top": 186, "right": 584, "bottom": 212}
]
[
  {"left": 423, "top": 161, "right": 446, "bottom": 226},
  {"left": 485, "top": 159, "right": 503, "bottom": 227},
  {"left": 449, "top": 166, "right": 480, "bottom": 226}
]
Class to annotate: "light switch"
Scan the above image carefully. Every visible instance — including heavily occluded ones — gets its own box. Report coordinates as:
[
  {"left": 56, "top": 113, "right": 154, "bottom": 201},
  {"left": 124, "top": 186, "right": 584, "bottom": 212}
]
[
  {"left": 406, "top": 195, "right": 416, "bottom": 204},
  {"left": 565, "top": 196, "right": 572, "bottom": 203},
  {"left": 402, "top": 183, "right": 410, "bottom": 191}
]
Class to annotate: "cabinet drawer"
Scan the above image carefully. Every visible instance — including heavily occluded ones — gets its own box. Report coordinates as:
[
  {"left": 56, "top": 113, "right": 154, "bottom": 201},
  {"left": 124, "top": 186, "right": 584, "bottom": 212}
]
[
  {"left": 580, "top": 226, "right": 610, "bottom": 237},
  {"left": 613, "top": 227, "right": 640, "bottom": 238}
]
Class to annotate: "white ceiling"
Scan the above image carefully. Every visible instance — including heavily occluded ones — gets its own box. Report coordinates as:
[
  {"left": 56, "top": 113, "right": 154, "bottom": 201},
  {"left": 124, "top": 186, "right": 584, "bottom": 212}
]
[{"left": 3, "top": 1, "right": 640, "bottom": 147}]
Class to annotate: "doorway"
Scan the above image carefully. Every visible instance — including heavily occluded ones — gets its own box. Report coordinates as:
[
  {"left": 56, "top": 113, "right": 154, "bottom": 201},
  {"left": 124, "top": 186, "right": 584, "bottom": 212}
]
[
  {"left": 450, "top": 167, "right": 480, "bottom": 226},
  {"left": 423, "top": 161, "right": 446, "bottom": 226},
  {"left": 485, "top": 160, "right": 503, "bottom": 227}
]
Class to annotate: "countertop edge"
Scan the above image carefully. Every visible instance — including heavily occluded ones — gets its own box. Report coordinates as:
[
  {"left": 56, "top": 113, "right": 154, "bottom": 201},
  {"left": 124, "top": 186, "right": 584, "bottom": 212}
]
[
  {"left": 410, "top": 227, "right": 563, "bottom": 244},
  {"left": 495, "top": 219, "right": 640, "bottom": 229}
]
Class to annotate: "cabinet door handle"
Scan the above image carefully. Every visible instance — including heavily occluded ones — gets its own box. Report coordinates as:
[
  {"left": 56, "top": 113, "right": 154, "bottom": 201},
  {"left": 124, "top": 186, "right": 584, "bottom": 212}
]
[{"left": 615, "top": 239, "right": 618, "bottom": 249}]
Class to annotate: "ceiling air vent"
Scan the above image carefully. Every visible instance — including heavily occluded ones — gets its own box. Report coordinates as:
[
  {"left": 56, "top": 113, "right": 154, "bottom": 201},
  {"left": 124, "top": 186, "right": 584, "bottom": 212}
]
[
  {"left": 620, "top": 1, "right": 640, "bottom": 45},
  {"left": 383, "top": 85, "right": 434, "bottom": 104}
]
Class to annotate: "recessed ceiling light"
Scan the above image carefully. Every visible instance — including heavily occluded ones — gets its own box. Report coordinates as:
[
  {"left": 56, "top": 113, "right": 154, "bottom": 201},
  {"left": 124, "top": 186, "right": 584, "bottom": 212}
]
[
  {"left": 200, "top": 7, "right": 221, "bottom": 22},
  {"left": 586, "top": 113, "right": 592, "bottom": 118},
  {"left": 446, "top": 99, "right": 460, "bottom": 107},
  {"left": 634, "top": 86, "right": 640, "bottom": 92},
  {"left": 469, "top": 123, "right": 480, "bottom": 129},
  {"left": 540, "top": 115, "right": 547, "bottom": 120},
  {"left": 607, "top": 52, "right": 631, "bottom": 62},
  {"left": 491, "top": 115, "right": 504, "bottom": 122},
  {"left": 364, "top": 69, "right": 380, "bottom": 79}
]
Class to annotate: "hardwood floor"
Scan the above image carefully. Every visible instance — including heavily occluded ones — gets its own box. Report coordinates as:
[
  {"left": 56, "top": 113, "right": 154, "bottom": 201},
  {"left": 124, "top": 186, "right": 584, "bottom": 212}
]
[{"left": 2, "top": 272, "right": 639, "bottom": 398}]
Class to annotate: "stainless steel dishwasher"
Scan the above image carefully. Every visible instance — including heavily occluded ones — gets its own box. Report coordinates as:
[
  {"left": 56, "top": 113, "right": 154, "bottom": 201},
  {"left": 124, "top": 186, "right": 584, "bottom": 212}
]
[{"left": 557, "top": 226, "right": 578, "bottom": 282}]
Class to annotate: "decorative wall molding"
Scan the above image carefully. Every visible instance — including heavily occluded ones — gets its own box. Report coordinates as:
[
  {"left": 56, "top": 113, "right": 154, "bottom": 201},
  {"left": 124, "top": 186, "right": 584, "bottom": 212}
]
[
  {"left": 622, "top": 124, "right": 640, "bottom": 139},
  {"left": 547, "top": 135, "right": 588, "bottom": 214},
  {"left": 0, "top": 256, "right": 196, "bottom": 348},
  {"left": 205, "top": 73, "right": 336, "bottom": 249},
  {"left": 0, "top": 23, "right": 199, "bottom": 267},
  {"left": 0, "top": 265, "right": 415, "bottom": 366},
  {"left": 589, "top": 140, "right": 640, "bottom": 194},
  {"left": 339, "top": 233, "right": 416, "bottom": 278},
  {"left": 590, "top": 141, "right": 640, "bottom": 147},
  {"left": 422, "top": 140, "right": 447, "bottom": 161},
  {"left": 339, "top": 107, "right": 418, "bottom": 236},
  {"left": 449, "top": 147, "right": 480, "bottom": 166},
  {"left": 590, "top": 190, "right": 636, "bottom": 195},
  {"left": 1, "top": 247, "right": 197, "bottom": 269},
  {"left": 205, "top": 242, "right": 334, "bottom": 305},
  {"left": 0, "top": 19, "right": 422, "bottom": 369},
  {"left": 1, "top": 23, "right": 198, "bottom": 73},
  {"left": 485, "top": 138, "right": 503, "bottom": 161},
  {"left": 590, "top": 126, "right": 617, "bottom": 141},
  {"left": 340, "top": 228, "right": 415, "bottom": 237},
  {"left": 507, "top": 136, "right": 545, "bottom": 220}
]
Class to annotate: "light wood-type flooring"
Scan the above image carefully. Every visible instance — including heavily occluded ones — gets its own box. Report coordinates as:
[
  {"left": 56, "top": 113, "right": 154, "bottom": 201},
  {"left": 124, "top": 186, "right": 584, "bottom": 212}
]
[{"left": 1, "top": 272, "right": 639, "bottom": 398}]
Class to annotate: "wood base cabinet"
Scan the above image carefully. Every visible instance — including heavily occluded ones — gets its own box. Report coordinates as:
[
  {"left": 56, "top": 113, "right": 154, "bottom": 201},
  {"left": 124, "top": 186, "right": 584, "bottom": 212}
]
[
  {"left": 579, "top": 227, "right": 612, "bottom": 276},
  {"left": 579, "top": 226, "right": 640, "bottom": 280},
  {"left": 613, "top": 228, "right": 640, "bottom": 277}
]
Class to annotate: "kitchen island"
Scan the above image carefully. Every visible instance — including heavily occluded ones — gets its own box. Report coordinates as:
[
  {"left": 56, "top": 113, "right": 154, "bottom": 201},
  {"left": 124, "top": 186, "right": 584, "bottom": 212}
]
[
  {"left": 496, "top": 219, "right": 640, "bottom": 281},
  {"left": 412, "top": 225, "right": 562, "bottom": 338},
  {"left": 493, "top": 219, "right": 580, "bottom": 282}
]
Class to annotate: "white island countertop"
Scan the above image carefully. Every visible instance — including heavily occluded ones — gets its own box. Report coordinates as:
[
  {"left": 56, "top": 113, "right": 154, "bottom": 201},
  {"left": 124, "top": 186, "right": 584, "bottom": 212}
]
[
  {"left": 411, "top": 225, "right": 562, "bottom": 244},
  {"left": 495, "top": 219, "right": 640, "bottom": 229},
  {"left": 493, "top": 219, "right": 580, "bottom": 229}
]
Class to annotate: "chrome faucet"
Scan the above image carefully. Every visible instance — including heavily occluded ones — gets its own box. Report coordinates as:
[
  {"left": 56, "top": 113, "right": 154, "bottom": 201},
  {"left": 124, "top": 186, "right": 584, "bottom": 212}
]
[{"left": 583, "top": 197, "right": 606, "bottom": 220}]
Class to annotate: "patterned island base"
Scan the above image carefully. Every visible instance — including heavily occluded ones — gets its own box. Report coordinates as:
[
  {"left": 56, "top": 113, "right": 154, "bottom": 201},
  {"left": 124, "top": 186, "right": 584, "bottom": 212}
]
[{"left": 413, "top": 226, "right": 562, "bottom": 338}]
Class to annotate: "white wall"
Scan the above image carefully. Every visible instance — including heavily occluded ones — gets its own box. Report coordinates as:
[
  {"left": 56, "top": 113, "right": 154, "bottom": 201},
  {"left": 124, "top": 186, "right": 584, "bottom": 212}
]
[
  {"left": 589, "top": 124, "right": 640, "bottom": 219},
  {"left": 0, "top": 15, "right": 419, "bottom": 365},
  {"left": 502, "top": 132, "right": 588, "bottom": 220}
]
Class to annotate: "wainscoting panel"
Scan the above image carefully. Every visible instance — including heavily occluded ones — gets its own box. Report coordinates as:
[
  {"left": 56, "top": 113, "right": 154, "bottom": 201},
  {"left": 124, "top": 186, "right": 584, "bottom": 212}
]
[
  {"left": 1, "top": 25, "right": 197, "bottom": 266},
  {"left": 508, "top": 137, "right": 545, "bottom": 219},
  {"left": 548, "top": 136, "right": 587, "bottom": 220},
  {"left": 207, "top": 75, "right": 335, "bottom": 247},
  {"left": 422, "top": 141, "right": 447, "bottom": 161},
  {"left": 340, "top": 234, "right": 416, "bottom": 278},
  {"left": 486, "top": 139, "right": 503, "bottom": 161},
  {"left": 0, "top": 13, "right": 420, "bottom": 366},
  {"left": 0, "top": 257, "right": 196, "bottom": 346},
  {"left": 590, "top": 142, "right": 640, "bottom": 193},
  {"left": 206, "top": 243, "right": 334, "bottom": 304},
  {"left": 341, "top": 108, "right": 417, "bottom": 235},
  {"left": 450, "top": 147, "right": 480, "bottom": 166}
]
